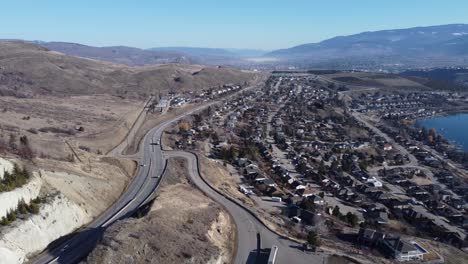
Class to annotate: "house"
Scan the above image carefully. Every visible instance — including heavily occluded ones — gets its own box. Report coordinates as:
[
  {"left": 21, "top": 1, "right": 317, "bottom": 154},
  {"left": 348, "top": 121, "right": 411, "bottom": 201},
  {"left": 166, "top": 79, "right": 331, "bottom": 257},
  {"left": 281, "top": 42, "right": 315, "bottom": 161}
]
[
  {"left": 235, "top": 158, "right": 251, "bottom": 167},
  {"left": 437, "top": 190, "right": 452, "bottom": 202},
  {"left": 244, "top": 165, "right": 260, "bottom": 178},
  {"left": 308, "top": 194, "right": 325, "bottom": 205},
  {"left": 296, "top": 187, "right": 315, "bottom": 198},
  {"left": 387, "top": 199, "right": 411, "bottom": 210},
  {"left": 366, "top": 211, "right": 389, "bottom": 225},
  {"left": 381, "top": 237, "right": 426, "bottom": 262},
  {"left": 448, "top": 198, "right": 465, "bottom": 210},
  {"left": 263, "top": 178, "right": 277, "bottom": 188},
  {"left": 383, "top": 144, "right": 393, "bottom": 151},
  {"left": 357, "top": 228, "right": 386, "bottom": 245},
  {"left": 288, "top": 206, "right": 321, "bottom": 225},
  {"left": 239, "top": 185, "right": 254, "bottom": 195},
  {"left": 367, "top": 177, "right": 383, "bottom": 188}
]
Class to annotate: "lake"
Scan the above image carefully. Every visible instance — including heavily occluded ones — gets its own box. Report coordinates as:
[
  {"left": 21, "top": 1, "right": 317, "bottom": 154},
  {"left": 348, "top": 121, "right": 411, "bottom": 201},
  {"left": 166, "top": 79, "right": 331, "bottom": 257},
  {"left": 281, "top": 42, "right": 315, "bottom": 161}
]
[{"left": 416, "top": 113, "right": 468, "bottom": 152}]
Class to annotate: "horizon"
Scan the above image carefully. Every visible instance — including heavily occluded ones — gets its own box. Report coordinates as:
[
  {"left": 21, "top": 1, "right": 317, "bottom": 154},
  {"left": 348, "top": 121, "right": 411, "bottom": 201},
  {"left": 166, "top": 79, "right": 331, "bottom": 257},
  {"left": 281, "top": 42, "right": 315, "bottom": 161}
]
[
  {"left": 7, "top": 22, "right": 468, "bottom": 51},
  {"left": 2, "top": 1, "right": 468, "bottom": 50}
]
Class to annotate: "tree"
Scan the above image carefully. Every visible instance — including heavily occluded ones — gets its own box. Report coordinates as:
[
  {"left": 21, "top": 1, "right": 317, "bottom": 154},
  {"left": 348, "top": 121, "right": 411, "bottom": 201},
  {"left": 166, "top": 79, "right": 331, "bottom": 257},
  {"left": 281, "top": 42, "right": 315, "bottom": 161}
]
[
  {"left": 28, "top": 202, "right": 40, "bottom": 214},
  {"left": 318, "top": 160, "right": 326, "bottom": 175},
  {"left": 193, "top": 114, "right": 202, "bottom": 127},
  {"left": 307, "top": 231, "right": 321, "bottom": 247},
  {"left": 332, "top": 206, "right": 342, "bottom": 217},
  {"left": 0, "top": 216, "right": 9, "bottom": 226},
  {"left": 178, "top": 122, "right": 191, "bottom": 132},
  {"left": 318, "top": 192, "right": 325, "bottom": 199},
  {"left": 6, "top": 209, "right": 17, "bottom": 222},
  {"left": 299, "top": 198, "right": 317, "bottom": 212},
  {"left": 17, "top": 199, "right": 27, "bottom": 214},
  {"left": 19, "top": 135, "right": 29, "bottom": 146},
  {"left": 346, "top": 212, "right": 358, "bottom": 227}
]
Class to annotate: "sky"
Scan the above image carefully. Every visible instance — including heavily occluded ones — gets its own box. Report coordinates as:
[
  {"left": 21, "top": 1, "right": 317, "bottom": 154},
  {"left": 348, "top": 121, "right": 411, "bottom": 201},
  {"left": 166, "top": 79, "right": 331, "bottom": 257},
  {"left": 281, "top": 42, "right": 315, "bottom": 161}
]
[{"left": 1, "top": 0, "right": 468, "bottom": 50}]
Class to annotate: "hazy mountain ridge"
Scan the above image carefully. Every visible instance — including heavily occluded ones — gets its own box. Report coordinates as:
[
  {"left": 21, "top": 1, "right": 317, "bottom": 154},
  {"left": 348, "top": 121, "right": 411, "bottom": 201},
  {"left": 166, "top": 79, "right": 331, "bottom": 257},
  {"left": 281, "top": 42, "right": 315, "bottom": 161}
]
[{"left": 267, "top": 24, "right": 468, "bottom": 68}]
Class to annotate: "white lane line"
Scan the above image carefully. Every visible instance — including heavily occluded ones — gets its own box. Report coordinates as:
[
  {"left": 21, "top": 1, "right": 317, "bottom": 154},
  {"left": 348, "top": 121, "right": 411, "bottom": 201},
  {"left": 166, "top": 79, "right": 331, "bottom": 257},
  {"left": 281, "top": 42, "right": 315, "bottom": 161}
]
[
  {"left": 102, "top": 199, "right": 135, "bottom": 228},
  {"left": 48, "top": 257, "right": 59, "bottom": 263}
]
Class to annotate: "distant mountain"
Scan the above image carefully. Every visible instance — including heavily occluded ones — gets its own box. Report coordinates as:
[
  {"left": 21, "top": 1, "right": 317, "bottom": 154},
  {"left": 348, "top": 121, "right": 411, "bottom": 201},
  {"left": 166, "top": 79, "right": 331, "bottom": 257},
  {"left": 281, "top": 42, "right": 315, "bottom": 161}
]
[
  {"left": 267, "top": 24, "right": 468, "bottom": 69},
  {"left": 37, "top": 42, "right": 193, "bottom": 66}
]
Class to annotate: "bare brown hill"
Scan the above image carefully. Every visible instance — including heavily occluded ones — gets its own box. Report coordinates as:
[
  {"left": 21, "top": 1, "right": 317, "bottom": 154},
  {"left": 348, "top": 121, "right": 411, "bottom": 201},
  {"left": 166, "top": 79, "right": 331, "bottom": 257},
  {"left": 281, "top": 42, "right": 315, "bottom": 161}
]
[
  {"left": 39, "top": 42, "right": 192, "bottom": 66},
  {"left": 0, "top": 41, "right": 256, "bottom": 98}
]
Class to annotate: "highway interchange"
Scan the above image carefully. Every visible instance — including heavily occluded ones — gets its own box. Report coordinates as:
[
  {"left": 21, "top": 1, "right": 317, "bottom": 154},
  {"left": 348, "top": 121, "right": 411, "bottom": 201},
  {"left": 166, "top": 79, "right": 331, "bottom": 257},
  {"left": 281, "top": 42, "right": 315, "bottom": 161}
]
[
  {"left": 31, "top": 103, "right": 213, "bottom": 264},
  {"left": 31, "top": 82, "right": 324, "bottom": 263}
]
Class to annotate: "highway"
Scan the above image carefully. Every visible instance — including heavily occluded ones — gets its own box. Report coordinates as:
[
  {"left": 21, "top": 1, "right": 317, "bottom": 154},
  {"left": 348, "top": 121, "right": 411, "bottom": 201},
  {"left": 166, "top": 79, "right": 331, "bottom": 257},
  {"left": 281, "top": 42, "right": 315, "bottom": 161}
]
[
  {"left": 30, "top": 74, "right": 322, "bottom": 264},
  {"left": 165, "top": 151, "right": 324, "bottom": 264},
  {"left": 30, "top": 103, "right": 213, "bottom": 264}
]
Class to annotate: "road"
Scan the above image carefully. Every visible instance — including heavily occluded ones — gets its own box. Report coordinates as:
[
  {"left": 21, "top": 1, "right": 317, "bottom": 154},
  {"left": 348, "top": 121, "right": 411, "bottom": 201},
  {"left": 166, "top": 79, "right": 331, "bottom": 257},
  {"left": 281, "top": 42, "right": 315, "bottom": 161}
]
[
  {"left": 165, "top": 151, "right": 325, "bottom": 264},
  {"left": 352, "top": 112, "right": 419, "bottom": 166},
  {"left": 31, "top": 77, "right": 268, "bottom": 263},
  {"left": 31, "top": 103, "right": 213, "bottom": 264}
]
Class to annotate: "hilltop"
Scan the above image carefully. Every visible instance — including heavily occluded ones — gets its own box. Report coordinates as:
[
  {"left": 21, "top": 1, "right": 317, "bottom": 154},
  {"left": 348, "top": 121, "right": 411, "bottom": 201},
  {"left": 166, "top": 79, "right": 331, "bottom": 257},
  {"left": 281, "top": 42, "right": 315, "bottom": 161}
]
[
  {"left": 0, "top": 41, "right": 256, "bottom": 98},
  {"left": 38, "top": 42, "right": 192, "bottom": 66}
]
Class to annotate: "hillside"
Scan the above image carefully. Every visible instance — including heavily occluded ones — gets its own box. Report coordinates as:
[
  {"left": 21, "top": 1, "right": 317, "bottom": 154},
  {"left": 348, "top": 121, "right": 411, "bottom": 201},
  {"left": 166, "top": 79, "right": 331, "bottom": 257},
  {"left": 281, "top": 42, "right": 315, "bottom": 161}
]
[
  {"left": 38, "top": 42, "right": 192, "bottom": 66},
  {"left": 267, "top": 24, "right": 468, "bottom": 69},
  {"left": 0, "top": 41, "right": 256, "bottom": 98}
]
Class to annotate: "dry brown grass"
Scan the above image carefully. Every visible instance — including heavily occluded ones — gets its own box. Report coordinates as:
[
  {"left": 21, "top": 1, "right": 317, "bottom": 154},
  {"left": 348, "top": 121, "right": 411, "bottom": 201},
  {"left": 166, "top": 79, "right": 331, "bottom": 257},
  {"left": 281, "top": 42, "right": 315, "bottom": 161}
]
[
  {"left": 0, "top": 41, "right": 257, "bottom": 98},
  {"left": 86, "top": 158, "right": 235, "bottom": 264},
  {"left": 198, "top": 155, "right": 254, "bottom": 207},
  {"left": 124, "top": 103, "right": 201, "bottom": 155},
  {"left": 322, "top": 72, "right": 428, "bottom": 90},
  {"left": 0, "top": 95, "right": 142, "bottom": 159},
  {"left": 419, "top": 239, "right": 468, "bottom": 264}
]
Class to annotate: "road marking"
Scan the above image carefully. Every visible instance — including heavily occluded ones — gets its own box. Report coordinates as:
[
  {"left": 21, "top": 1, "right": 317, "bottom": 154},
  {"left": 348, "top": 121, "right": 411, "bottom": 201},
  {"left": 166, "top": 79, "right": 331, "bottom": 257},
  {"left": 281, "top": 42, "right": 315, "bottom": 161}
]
[
  {"left": 48, "top": 257, "right": 59, "bottom": 263},
  {"left": 102, "top": 199, "right": 135, "bottom": 228}
]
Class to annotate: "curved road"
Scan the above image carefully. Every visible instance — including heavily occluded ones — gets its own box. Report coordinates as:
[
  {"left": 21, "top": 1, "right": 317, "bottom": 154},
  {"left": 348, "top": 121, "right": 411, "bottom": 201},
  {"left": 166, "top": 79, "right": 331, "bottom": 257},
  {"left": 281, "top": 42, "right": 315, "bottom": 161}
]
[
  {"left": 30, "top": 75, "right": 318, "bottom": 264},
  {"left": 31, "top": 104, "right": 213, "bottom": 264},
  {"left": 165, "top": 151, "right": 324, "bottom": 264}
]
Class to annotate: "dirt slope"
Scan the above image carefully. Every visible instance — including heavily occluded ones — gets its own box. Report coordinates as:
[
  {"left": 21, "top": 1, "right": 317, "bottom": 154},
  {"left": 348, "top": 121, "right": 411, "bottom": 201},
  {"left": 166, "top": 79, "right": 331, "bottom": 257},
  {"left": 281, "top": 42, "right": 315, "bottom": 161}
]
[
  {"left": 0, "top": 41, "right": 256, "bottom": 98},
  {"left": 85, "top": 158, "right": 235, "bottom": 264}
]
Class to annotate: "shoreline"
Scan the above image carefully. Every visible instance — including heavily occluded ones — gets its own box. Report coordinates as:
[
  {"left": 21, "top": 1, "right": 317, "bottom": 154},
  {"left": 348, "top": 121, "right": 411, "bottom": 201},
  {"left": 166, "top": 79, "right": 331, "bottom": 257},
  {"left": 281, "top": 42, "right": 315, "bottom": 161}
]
[{"left": 413, "top": 112, "right": 468, "bottom": 152}]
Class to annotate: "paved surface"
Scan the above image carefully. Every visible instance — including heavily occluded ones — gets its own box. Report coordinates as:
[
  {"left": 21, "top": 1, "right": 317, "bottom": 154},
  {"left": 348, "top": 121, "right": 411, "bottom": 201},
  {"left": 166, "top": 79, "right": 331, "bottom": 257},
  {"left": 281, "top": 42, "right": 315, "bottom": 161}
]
[
  {"left": 165, "top": 151, "right": 325, "bottom": 264},
  {"left": 30, "top": 79, "right": 267, "bottom": 264},
  {"left": 31, "top": 104, "right": 212, "bottom": 264}
]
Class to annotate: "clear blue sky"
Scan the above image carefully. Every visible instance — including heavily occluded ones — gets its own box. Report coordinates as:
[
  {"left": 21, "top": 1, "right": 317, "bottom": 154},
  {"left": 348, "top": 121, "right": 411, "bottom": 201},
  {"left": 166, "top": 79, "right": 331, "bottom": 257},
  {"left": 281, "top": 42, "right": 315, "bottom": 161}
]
[{"left": 2, "top": 0, "right": 468, "bottom": 49}]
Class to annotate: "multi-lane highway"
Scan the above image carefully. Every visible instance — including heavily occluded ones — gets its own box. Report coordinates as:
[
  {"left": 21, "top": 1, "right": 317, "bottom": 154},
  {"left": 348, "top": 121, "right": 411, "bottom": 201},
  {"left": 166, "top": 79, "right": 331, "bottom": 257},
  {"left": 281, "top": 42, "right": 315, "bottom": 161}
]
[
  {"left": 31, "top": 104, "right": 213, "bottom": 264},
  {"left": 31, "top": 74, "right": 321, "bottom": 264},
  {"left": 165, "top": 151, "right": 325, "bottom": 264}
]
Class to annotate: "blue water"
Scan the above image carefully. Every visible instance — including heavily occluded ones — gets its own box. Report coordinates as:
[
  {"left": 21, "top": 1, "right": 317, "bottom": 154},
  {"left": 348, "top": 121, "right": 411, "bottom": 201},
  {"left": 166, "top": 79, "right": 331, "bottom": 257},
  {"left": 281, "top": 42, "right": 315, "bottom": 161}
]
[{"left": 416, "top": 113, "right": 468, "bottom": 152}]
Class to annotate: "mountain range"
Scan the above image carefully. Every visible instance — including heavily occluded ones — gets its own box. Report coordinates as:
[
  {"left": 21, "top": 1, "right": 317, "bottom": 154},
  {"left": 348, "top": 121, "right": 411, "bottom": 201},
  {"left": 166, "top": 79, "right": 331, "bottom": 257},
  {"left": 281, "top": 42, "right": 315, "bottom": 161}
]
[
  {"left": 267, "top": 24, "right": 468, "bottom": 69},
  {"left": 3, "top": 24, "right": 468, "bottom": 69}
]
